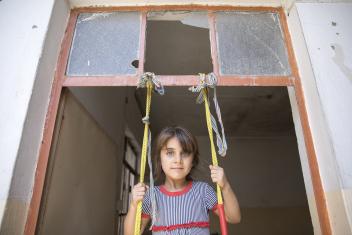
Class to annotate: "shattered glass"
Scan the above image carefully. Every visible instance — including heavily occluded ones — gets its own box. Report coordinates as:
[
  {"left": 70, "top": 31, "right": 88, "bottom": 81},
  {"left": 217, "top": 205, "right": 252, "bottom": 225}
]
[
  {"left": 66, "top": 12, "right": 140, "bottom": 76},
  {"left": 216, "top": 11, "right": 291, "bottom": 76}
]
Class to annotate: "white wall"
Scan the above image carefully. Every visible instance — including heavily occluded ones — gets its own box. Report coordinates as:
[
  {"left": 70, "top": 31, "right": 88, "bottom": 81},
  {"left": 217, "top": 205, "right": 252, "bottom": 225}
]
[
  {"left": 297, "top": 2, "right": 352, "bottom": 191},
  {"left": 287, "top": 2, "right": 352, "bottom": 234},
  {"left": 296, "top": 6, "right": 352, "bottom": 231},
  {"left": 0, "top": 0, "right": 69, "bottom": 233}
]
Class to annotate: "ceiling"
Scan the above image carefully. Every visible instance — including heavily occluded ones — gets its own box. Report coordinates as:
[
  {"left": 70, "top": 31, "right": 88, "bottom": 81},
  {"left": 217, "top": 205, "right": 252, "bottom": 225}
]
[{"left": 135, "top": 86, "right": 295, "bottom": 137}]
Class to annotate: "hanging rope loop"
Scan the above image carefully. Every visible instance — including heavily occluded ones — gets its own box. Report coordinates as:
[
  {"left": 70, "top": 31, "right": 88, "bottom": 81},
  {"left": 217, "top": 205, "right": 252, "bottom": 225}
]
[{"left": 189, "top": 73, "right": 228, "bottom": 157}]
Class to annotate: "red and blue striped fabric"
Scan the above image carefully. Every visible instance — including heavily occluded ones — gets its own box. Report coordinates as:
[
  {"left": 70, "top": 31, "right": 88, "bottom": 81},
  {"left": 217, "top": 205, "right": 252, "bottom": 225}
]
[{"left": 142, "top": 181, "right": 218, "bottom": 234}]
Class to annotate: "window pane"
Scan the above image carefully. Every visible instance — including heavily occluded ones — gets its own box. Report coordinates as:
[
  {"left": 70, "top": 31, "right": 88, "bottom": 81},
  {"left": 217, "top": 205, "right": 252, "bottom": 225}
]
[
  {"left": 216, "top": 12, "right": 291, "bottom": 76},
  {"left": 122, "top": 167, "right": 130, "bottom": 213},
  {"left": 145, "top": 11, "right": 212, "bottom": 75},
  {"left": 67, "top": 12, "right": 140, "bottom": 76},
  {"left": 125, "top": 143, "right": 136, "bottom": 168}
]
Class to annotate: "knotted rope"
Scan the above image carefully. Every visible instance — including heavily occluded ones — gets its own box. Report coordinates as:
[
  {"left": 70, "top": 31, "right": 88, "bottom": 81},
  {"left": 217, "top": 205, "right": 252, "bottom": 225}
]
[
  {"left": 189, "top": 73, "right": 227, "bottom": 157},
  {"left": 189, "top": 73, "right": 228, "bottom": 235},
  {"left": 134, "top": 72, "right": 163, "bottom": 235}
]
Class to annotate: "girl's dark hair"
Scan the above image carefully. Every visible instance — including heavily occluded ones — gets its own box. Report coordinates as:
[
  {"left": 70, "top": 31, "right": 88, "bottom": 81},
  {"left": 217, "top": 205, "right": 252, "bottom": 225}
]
[{"left": 154, "top": 126, "right": 199, "bottom": 183}]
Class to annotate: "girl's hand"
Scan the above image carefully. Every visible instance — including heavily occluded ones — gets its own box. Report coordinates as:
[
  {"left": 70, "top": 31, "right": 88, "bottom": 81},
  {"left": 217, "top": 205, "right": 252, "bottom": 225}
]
[
  {"left": 131, "top": 183, "right": 149, "bottom": 207},
  {"left": 209, "top": 165, "right": 229, "bottom": 189}
]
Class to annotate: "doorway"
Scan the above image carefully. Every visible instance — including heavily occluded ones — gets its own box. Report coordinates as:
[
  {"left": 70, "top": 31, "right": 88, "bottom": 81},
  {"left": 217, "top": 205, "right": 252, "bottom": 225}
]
[
  {"left": 25, "top": 6, "right": 329, "bottom": 235},
  {"left": 35, "top": 86, "right": 314, "bottom": 234}
]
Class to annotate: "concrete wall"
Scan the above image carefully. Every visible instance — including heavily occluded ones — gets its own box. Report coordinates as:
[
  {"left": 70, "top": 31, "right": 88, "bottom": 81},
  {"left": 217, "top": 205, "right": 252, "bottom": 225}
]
[
  {"left": 196, "top": 137, "right": 307, "bottom": 207},
  {"left": 0, "top": 0, "right": 69, "bottom": 233},
  {"left": 296, "top": 4, "right": 352, "bottom": 233},
  {"left": 69, "top": 87, "right": 143, "bottom": 146},
  {"left": 210, "top": 207, "right": 312, "bottom": 235},
  {"left": 196, "top": 136, "right": 314, "bottom": 234},
  {"left": 36, "top": 92, "right": 119, "bottom": 235},
  {"left": 287, "top": 3, "right": 352, "bottom": 234}
]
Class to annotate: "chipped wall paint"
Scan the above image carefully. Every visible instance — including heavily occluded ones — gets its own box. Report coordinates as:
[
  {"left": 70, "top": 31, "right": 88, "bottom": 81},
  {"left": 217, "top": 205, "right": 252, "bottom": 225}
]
[
  {"left": 297, "top": 3, "right": 352, "bottom": 232},
  {"left": 0, "top": 0, "right": 57, "bottom": 226},
  {"left": 287, "top": 3, "right": 352, "bottom": 233},
  {"left": 0, "top": 0, "right": 70, "bottom": 233}
]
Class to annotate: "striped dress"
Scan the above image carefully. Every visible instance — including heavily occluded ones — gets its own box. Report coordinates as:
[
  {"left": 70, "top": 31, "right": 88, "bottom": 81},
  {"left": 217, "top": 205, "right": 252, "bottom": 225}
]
[{"left": 142, "top": 181, "right": 218, "bottom": 235}]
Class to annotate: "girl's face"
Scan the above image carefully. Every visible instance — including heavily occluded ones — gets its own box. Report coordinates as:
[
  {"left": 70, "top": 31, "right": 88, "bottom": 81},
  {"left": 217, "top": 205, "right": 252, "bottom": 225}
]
[{"left": 160, "top": 137, "right": 194, "bottom": 182}]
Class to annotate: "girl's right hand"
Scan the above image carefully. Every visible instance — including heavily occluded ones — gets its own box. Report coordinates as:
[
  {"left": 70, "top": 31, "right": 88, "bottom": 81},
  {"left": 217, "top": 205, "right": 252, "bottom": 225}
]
[{"left": 131, "top": 183, "right": 149, "bottom": 207}]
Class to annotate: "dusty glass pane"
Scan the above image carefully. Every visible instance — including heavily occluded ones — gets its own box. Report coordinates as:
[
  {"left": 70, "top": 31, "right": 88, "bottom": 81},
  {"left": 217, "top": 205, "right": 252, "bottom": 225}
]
[
  {"left": 67, "top": 12, "right": 140, "bottom": 76},
  {"left": 145, "top": 11, "right": 212, "bottom": 75},
  {"left": 216, "top": 12, "right": 291, "bottom": 76}
]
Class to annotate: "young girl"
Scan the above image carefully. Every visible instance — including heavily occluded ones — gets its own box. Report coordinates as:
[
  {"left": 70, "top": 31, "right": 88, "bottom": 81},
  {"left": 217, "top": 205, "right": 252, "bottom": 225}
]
[{"left": 124, "top": 126, "right": 241, "bottom": 234}]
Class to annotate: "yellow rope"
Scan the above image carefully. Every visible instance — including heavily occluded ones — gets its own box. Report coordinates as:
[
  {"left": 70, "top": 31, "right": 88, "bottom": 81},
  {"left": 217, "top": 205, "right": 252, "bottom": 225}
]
[
  {"left": 134, "top": 82, "right": 153, "bottom": 235},
  {"left": 202, "top": 89, "right": 224, "bottom": 205},
  {"left": 134, "top": 78, "right": 222, "bottom": 234}
]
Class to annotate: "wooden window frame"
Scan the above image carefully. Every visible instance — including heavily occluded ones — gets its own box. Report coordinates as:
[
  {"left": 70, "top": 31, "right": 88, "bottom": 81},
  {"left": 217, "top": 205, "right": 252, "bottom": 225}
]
[{"left": 24, "top": 5, "right": 331, "bottom": 235}]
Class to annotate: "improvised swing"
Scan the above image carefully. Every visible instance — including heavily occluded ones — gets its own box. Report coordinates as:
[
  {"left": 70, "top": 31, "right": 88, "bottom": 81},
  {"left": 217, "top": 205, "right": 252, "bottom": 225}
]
[{"left": 134, "top": 72, "right": 228, "bottom": 235}]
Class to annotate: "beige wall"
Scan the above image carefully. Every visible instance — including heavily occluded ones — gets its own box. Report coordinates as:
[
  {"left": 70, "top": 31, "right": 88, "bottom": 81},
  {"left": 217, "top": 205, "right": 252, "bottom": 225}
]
[
  {"left": 210, "top": 207, "right": 312, "bottom": 235},
  {"left": 196, "top": 137, "right": 309, "bottom": 207},
  {"left": 195, "top": 136, "right": 313, "bottom": 234},
  {"left": 36, "top": 92, "right": 120, "bottom": 235},
  {"left": 69, "top": 87, "right": 143, "bottom": 147}
]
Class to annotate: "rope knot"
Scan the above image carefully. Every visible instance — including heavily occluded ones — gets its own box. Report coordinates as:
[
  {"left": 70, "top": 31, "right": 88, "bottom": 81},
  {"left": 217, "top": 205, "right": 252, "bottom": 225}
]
[
  {"left": 189, "top": 73, "right": 218, "bottom": 94},
  {"left": 142, "top": 116, "right": 150, "bottom": 124},
  {"left": 138, "top": 72, "right": 165, "bottom": 95},
  {"left": 189, "top": 73, "right": 228, "bottom": 157}
]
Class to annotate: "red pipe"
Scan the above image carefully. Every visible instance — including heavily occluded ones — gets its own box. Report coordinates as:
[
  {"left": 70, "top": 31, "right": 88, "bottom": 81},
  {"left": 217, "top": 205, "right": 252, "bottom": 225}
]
[{"left": 218, "top": 204, "right": 228, "bottom": 235}]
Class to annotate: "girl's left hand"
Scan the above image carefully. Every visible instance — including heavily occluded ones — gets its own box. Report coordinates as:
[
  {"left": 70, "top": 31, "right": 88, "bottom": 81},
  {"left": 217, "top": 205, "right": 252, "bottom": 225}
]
[{"left": 209, "top": 165, "right": 228, "bottom": 189}]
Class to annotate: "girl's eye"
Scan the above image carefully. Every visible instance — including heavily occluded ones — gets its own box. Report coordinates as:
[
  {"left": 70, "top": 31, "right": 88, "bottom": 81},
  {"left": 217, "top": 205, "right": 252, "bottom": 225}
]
[{"left": 166, "top": 151, "right": 174, "bottom": 157}]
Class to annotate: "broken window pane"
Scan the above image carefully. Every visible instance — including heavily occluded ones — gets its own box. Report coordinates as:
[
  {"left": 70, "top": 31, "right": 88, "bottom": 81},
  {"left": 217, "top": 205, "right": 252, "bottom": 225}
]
[
  {"left": 67, "top": 12, "right": 140, "bottom": 76},
  {"left": 145, "top": 11, "right": 212, "bottom": 75},
  {"left": 216, "top": 12, "right": 291, "bottom": 76}
]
